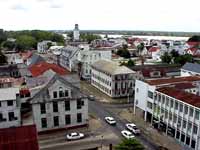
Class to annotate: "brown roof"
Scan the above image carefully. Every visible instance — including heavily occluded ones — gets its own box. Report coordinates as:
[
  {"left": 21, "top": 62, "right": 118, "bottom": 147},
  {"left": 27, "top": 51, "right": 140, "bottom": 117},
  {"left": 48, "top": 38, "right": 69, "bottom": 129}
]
[
  {"left": 146, "top": 76, "right": 200, "bottom": 85},
  {"left": 157, "top": 87, "right": 200, "bottom": 108},
  {"left": 173, "top": 82, "right": 196, "bottom": 90}
]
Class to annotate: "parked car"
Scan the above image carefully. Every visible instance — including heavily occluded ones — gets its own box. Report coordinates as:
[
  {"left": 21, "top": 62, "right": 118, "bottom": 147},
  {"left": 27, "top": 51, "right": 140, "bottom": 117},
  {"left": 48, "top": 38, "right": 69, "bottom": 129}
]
[
  {"left": 89, "top": 95, "right": 95, "bottom": 101},
  {"left": 105, "top": 116, "right": 116, "bottom": 125},
  {"left": 121, "top": 130, "right": 135, "bottom": 139},
  {"left": 66, "top": 132, "right": 84, "bottom": 140},
  {"left": 126, "top": 123, "right": 140, "bottom": 135}
]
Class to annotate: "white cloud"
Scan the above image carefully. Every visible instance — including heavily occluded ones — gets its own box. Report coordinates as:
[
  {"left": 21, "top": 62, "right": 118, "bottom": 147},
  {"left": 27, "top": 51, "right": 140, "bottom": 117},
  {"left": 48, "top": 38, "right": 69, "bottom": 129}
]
[{"left": 0, "top": 0, "right": 199, "bottom": 31}]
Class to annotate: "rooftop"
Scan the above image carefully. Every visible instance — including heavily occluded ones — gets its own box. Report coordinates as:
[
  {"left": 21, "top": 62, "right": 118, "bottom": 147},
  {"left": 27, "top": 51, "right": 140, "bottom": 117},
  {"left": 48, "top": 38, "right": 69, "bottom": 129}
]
[
  {"left": 146, "top": 76, "right": 200, "bottom": 85},
  {"left": 182, "top": 62, "right": 200, "bottom": 74},
  {"left": 0, "top": 125, "right": 39, "bottom": 150},
  {"left": 173, "top": 82, "right": 196, "bottom": 90},
  {"left": 0, "top": 87, "right": 19, "bottom": 101},
  {"left": 157, "top": 87, "right": 200, "bottom": 108},
  {"left": 29, "top": 62, "right": 70, "bottom": 77},
  {"left": 91, "top": 59, "right": 135, "bottom": 75}
]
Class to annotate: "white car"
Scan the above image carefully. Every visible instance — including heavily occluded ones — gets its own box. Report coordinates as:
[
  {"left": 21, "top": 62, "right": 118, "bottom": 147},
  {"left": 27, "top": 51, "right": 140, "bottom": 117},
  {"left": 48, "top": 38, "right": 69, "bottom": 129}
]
[
  {"left": 126, "top": 123, "right": 140, "bottom": 135},
  {"left": 105, "top": 117, "right": 116, "bottom": 125},
  {"left": 121, "top": 130, "right": 135, "bottom": 139},
  {"left": 66, "top": 132, "right": 84, "bottom": 140}
]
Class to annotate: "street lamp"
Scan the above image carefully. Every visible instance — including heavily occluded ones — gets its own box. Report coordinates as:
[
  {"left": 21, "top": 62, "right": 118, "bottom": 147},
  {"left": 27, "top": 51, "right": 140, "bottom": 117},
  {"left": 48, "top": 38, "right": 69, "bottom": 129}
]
[{"left": 101, "top": 135, "right": 104, "bottom": 150}]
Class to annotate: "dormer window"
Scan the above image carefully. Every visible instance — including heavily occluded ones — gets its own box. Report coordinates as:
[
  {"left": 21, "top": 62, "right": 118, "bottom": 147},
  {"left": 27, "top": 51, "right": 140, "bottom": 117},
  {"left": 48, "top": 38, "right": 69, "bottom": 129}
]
[
  {"left": 65, "top": 90, "right": 69, "bottom": 97},
  {"left": 59, "top": 87, "right": 64, "bottom": 97}
]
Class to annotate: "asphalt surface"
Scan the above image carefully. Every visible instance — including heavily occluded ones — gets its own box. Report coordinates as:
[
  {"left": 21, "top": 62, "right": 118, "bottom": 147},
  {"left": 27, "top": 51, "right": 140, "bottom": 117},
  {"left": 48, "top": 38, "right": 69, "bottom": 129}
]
[{"left": 89, "top": 100, "right": 158, "bottom": 150}]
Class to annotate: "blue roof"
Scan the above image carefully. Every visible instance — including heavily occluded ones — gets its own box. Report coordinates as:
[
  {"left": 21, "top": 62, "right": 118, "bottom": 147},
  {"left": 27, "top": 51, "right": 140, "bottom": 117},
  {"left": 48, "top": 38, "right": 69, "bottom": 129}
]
[{"left": 182, "top": 62, "right": 200, "bottom": 73}]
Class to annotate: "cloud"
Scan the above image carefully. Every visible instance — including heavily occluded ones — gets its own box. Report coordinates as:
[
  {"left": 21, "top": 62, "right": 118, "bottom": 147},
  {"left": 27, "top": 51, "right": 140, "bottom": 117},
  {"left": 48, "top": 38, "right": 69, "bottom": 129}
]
[
  {"left": 49, "top": 4, "right": 63, "bottom": 8},
  {"left": 10, "top": 4, "right": 28, "bottom": 11}
]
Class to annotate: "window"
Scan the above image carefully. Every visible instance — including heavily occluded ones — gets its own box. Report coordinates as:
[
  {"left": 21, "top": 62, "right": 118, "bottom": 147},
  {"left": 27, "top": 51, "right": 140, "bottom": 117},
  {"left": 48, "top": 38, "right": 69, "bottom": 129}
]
[
  {"left": 53, "top": 102, "right": 58, "bottom": 112},
  {"left": 65, "top": 90, "right": 69, "bottom": 97},
  {"left": 183, "top": 120, "right": 186, "bottom": 128},
  {"left": 189, "top": 108, "right": 194, "bottom": 117},
  {"left": 65, "top": 101, "right": 70, "bottom": 111},
  {"left": 59, "top": 87, "right": 64, "bottom": 97},
  {"left": 54, "top": 116, "right": 59, "bottom": 127},
  {"left": 184, "top": 106, "right": 188, "bottom": 114},
  {"left": 65, "top": 115, "right": 71, "bottom": 125},
  {"left": 173, "top": 115, "right": 177, "bottom": 123},
  {"left": 175, "top": 102, "right": 178, "bottom": 110},
  {"left": 188, "top": 122, "right": 192, "bottom": 133},
  {"left": 53, "top": 91, "right": 57, "bottom": 98},
  {"left": 147, "top": 101, "right": 153, "bottom": 109},
  {"left": 40, "top": 103, "right": 46, "bottom": 114},
  {"left": 7, "top": 100, "right": 13, "bottom": 106},
  {"left": 41, "top": 118, "right": 47, "bottom": 128},
  {"left": 166, "top": 98, "right": 169, "bottom": 106},
  {"left": 195, "top": 110, "right": 199, "bottom": 120},
  {"left": 77, "top": 113, "right": 82, "bottom": 123},
  {"left": 8, "top": 112, "right": 15, "bottom": 121},
  {"left": 193, "top": 125, "right": 198, "bottom": 134},
  {"left": 170, "top": 99, "right": 174, "bottom": 108},
  {"left": 179, "top": 104, "right": 183, "bottom": 112},
  {"left": 148, "top": 91, "right": 153, "bottom": 99},
  {"left": 0, "top": 102, "right": 1, "bottom": 107},
  {"left": 77, "top": 100, "right": 82, "bottom": 109}
]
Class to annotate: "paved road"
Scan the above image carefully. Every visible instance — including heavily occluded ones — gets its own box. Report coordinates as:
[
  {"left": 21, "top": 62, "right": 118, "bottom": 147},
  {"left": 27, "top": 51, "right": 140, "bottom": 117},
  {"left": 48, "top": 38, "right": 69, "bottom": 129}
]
[{"left": 89, "top": 100, "right": 158, "bottom": 150}]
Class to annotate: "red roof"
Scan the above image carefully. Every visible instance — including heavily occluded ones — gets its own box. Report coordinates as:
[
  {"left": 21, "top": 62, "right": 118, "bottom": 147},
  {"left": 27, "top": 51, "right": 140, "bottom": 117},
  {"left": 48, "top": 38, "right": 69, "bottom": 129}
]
[
  {"left": 157, "top": 87, "right": 200, "bottom": 108},
  {"left": 0, "top": 125, "right": 39, "bottom": 150},
  {"left": 29, "top": 62, "right": 70, "bottom": 77},
  {"left": 186, "top": 47, "right": 198, "bottom": 52},
  {"left": 187, "top": 42, "right": 200, "bottom": 47},
  {"left": 173, "top": 82, "right": 196, "bottom": 90},
  {"left": 148, "top": 47, "right": 160, "bottom": 52},
  {"left": 146, "top": 76, "right": 200, "bottom": 85}
]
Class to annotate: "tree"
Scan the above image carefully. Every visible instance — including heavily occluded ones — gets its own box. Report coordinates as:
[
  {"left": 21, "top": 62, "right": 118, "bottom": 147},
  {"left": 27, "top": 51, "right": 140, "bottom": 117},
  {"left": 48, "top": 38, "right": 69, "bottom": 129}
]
[
  {"left": 161, "top": 52, "right": 172, "bottom": 64},
  {"left": 117, "top": 49, "right": 131, "bottom": 58},
  {"left": 16, "top": 35, "right": 37, "bottom": 50},
  {"left": 120, "top": 59, "right": 135, "bottom": 67},
  {"left": 137, "top": 43, "right": 145, "bottom": 55},
  {"left": 115, "top": 139, "right": 145, "bottom": 150},
  {"left": 174, "top": 54, "right": 193, "bottom": 65},
  {"left": 0, "top": 29, "right": 7, "bottom": 45},
  {"left": 80, "top": 33, "right": 101, "bottom": 43},
  {"left": 1, "top": 41, "right": 16, "bottom": 50},
  {"left": 0, "top": 50, "right": 7, "bottom": 65},
  {"left": 170, "top": 49, "right": 179, "bottom": 58},
  {"left": 188, "top": 35, "right": 200, "bottom": 42}
]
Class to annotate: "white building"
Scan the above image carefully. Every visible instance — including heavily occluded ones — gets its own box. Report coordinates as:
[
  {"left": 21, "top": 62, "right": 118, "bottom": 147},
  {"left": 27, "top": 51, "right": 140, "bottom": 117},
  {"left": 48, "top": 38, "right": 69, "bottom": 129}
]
[
  {"left": 37, "top": 41, "right": 57, "bottom": 54},
  {"left": 59, "top": 46, "right": 80, "bottom": 72},
  {"left": 31, "top": 74, "right": 88, "bottom": 132},
  {"left": 73, "top": 24, "right": 80, "bottom": 41},
  {"left": 134, "top": 76, "right": 200, "bottom": 150},
  {"left": 91, "top": 59, "right": 136, "bottom": 98},
  {"left": 77, "top": 49, "right": 112, "bottom": 79},
  {"left": 0, "top": 87, "right": 21, "bottom": 129}
]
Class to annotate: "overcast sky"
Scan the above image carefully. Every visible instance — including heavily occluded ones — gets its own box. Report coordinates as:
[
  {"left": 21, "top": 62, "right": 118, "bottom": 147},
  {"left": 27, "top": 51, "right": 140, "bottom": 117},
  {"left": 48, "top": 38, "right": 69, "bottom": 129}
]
[{"left": 0, "top": 0, "right": 199, "bottom": 32}]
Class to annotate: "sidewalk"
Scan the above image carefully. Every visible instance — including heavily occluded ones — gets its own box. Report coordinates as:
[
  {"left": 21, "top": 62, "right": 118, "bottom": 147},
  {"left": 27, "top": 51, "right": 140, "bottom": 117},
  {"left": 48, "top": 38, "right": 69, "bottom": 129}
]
[{"left": 112, "top": 107, "right": 182, "bottom": 150}]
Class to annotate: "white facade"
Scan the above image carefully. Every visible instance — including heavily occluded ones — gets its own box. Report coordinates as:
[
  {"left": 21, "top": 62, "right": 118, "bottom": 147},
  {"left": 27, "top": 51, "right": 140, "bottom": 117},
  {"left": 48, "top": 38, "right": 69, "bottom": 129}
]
[
  {"left": 134, "top": 79, "right": 200, "bottom": 150},
  {"left": 31, "top": 75, "right": 88, "bottom": 132},
  {"left": 73, "top": 24, "right": 80, "bottom": 41},
  {"left": 37, "top": 41, "right": 57, "bottom": 54},
  {"left": 0, "top": 88, "right": 21, "bottom": 129},
  {"left": 78, "top": 50, "right": 112, "bottom": 79},
  {"left": 91, "top": 60, "right": 136, "bottom": 98}
]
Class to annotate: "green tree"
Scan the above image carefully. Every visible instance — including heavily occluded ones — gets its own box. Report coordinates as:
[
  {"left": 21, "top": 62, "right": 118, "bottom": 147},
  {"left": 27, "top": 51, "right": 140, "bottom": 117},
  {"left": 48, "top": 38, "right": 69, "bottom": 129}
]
[
  {"left": 80, "top": 33, "right": 101, "bottom": 43},
  {"left": 161, "top": 52, "right": 172, "bottom": 64},
  {"left": 16, "top": 35, "right": 37, "bottom": 50},
  {"left": 174, "top": 54, "right": 193, "bottom": 65},
  {"left": 170, "top": 49, "right": 179, "bottom": 58},
  {"left": 115, "top": 139, "right": 145, "bottom": 150},
  {"left": 137, "top": 43, "right": 145, "bottom": 55},
  {"left": 188, "top": 35, "right": 200, "bottom": 42},
  {"left": 0, "top": 29, "right": 7, "bottom": 45},
  {"left": 0, "top": 50, "right": 7, "bottom": 65},
  {"left": 1, "top": 41, "right": 16, "bottom": 50}
]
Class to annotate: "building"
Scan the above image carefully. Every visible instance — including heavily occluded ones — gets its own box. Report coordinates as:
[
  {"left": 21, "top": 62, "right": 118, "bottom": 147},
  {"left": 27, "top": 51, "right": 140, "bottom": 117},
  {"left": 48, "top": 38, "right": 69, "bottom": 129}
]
[
  {"left": 31, "top": 73, "right": 88, "bottom": 132},
  {"left": 0, "top": 87, "right": 21, "bottom": 129},
  {"left": 59, "top": 46, "right": 80, "bottom": 72},
  {"left": 134, "top": 76, "right": 200, "bottom": 150},
  {"left": 78, "top": 49, "right": 112, "bottom": 79},
  {"left": 0, "top": 125, "right": 39, "bottom": 150},
  {"left": 37, "top": 41, "right": 57, "bottom": 54},
  {"left": 181, "top": 63, "right": 200, "bottom": 76},
  {"left": 73, "top": 24, "right": 80, "bottom": 41},
  {"left": 29, "top": 62, "right": 70, "bottom": 77},
  {"left": 91, "top": 59, "right": 136, "bottom": 98}
]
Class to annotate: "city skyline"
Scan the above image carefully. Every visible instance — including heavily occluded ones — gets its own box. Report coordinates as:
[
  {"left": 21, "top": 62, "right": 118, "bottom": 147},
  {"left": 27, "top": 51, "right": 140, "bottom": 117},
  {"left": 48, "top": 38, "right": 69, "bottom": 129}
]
[{"left": 0, "top": 0, "right": 200, "bottom": 32}]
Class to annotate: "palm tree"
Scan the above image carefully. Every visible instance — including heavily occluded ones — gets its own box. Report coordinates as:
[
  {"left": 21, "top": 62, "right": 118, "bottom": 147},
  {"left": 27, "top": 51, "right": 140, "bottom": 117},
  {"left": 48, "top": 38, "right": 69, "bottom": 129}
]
[{"left": 115, "top": 139, "right": 145, "bottom": 150}]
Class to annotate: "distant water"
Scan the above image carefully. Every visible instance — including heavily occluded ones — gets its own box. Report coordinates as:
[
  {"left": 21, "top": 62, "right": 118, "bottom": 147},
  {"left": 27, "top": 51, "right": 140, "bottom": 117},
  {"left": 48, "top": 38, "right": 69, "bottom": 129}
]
[{"left": 98, "top": 34, "right": 189, "bottom": 41}]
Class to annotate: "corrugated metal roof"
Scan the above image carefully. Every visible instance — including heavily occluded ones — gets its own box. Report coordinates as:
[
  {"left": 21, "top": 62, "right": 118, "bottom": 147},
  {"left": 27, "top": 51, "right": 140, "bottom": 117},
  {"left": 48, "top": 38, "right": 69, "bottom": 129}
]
[
  {"left": 91, "top": 59, "right": 135, "bottom": 75},
  {"left": 0, "top": 125, "right": 39, "bottom": 150},
  {"left": 182, "top": 62, "right": 200, "bottom": 74}
]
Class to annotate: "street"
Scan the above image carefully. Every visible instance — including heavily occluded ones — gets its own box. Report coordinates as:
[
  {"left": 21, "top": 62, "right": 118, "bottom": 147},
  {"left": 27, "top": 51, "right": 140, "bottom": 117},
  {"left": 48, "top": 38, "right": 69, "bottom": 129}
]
[{"left": 89, "top": 100, "right": 158, "bottom": 150}]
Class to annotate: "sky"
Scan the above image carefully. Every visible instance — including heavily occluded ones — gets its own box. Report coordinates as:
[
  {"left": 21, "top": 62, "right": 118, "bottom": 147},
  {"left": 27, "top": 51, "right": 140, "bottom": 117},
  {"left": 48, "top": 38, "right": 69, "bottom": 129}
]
[{"left": 0, "top": 0, "right": 200, "bottom": 32}]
